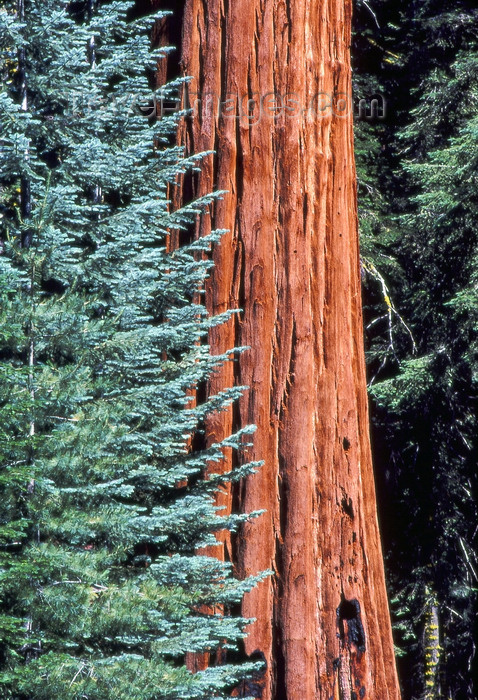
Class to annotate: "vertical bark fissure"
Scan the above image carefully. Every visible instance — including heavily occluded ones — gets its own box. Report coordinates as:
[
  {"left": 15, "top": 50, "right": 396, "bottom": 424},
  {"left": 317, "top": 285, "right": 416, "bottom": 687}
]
[
  {"left": 234, "top": 112, "right": 244, "bottom": 203},
  {"left": 220, "top": 0, "right": 228, "bottom": 108}
]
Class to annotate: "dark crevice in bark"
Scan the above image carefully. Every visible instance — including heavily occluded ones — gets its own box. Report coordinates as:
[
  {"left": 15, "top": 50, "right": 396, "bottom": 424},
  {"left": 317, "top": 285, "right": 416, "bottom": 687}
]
[
  {"left": 246, "top": 57, "right": 255, "bottom": 125},
  {"left": 274, "top": 442, "right": 288, "bottom": 698},
  {"left": 230, "top": 235, "right": 245, "bottom": 555},
  {"left": 235, "top": 117, "right": 245, "bottom": 203},
  {"left": 196, "top": 39, "right": 205, "bottom": 127},
  {"left": 190, "top": 375, "right": 207, "bottom": 454},
  {"left": 254, "top": 9, "right": 261, "bottom": 79},
  {"left": 272, "top": 599, "right": 287, "bottom": 700},
  {"left": 284, "top": 0, "right": 292, "bottom": 52},
  {"left": 286, "top": 319, "right": 297, "bottom": 390},
  {"left": 302, "top": 192, "right": 309, "bottom": 236},
  {"left": 278, "top": 472, "right": 288, "bottom": 545},
  {"left": 236, "top": 232, "right": 246, "bottom": 314},
  {"left": 220, "top": 0, "right": 229, "bottom": 101}
]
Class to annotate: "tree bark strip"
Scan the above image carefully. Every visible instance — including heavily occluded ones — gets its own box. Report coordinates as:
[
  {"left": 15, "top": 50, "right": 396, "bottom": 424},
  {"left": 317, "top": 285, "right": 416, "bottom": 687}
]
[{"left": 177, "top": 1, "right": 401, "bottom": 698}]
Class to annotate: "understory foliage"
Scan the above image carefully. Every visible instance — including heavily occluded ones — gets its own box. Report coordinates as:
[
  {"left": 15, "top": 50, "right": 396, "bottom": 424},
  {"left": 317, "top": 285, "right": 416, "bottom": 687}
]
[
  {"left": 0, "top": 1, "right": 263, "bottom": 697},
  {"left": 353, "top": 2, "right": 478, "bottom": 699}
]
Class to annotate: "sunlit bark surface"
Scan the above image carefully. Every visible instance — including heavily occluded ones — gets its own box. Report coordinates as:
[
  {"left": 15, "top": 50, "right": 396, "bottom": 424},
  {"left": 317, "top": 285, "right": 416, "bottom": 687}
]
[{"left": 158, "top": 1, "right": 402, "bottom": 697}]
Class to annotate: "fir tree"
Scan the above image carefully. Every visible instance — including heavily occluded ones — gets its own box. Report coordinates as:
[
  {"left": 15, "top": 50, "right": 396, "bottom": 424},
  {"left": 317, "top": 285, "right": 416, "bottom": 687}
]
[{"left": 0, "top": 1, "right": 264, "bottom": 697}]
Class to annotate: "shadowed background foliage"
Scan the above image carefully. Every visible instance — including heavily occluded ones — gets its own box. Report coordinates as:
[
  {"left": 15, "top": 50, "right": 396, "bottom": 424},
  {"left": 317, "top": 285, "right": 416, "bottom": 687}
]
[{"left": 353, "top": 1, "right": 478, "bottom": 698}]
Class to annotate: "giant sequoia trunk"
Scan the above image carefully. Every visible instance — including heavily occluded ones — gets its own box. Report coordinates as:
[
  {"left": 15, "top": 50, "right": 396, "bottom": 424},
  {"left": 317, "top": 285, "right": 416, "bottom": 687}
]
[{"left": 170, "top": 1, "right": 401, "bottom": 698}]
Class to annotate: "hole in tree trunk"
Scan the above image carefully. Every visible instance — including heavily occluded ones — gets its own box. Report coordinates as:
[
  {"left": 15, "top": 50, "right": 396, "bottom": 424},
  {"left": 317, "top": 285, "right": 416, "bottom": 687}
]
[{"left": 336, "top": 597, "right": 366, "bottom": 655}]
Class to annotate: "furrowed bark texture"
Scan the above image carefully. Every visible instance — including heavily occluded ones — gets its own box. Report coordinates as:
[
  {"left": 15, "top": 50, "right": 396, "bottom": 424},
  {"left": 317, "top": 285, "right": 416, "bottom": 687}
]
[{"left": 177, "top": 1, "right": 401, "bottom": 698}]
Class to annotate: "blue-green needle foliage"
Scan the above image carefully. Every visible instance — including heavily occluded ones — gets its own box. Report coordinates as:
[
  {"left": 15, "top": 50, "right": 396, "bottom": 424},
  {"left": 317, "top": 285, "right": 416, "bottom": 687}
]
[{"left": 0, "top": 1, "right": 265, "bottom": 697}]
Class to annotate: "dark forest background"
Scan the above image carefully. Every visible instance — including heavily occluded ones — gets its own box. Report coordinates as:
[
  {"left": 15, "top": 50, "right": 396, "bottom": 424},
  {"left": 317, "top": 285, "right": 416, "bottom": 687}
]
[{"left": 353, "top": 1, "right": 477, "bottom": 698}]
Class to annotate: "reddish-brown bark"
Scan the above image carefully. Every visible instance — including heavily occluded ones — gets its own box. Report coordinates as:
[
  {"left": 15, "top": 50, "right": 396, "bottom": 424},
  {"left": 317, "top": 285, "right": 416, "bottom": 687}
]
[{"left": 172, "top": 1, "right": 402, "bottom": 698}]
